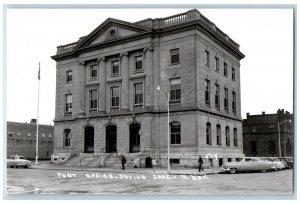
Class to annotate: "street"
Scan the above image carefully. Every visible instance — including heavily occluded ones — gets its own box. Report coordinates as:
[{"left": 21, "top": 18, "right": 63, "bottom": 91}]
[{"left": 6, "top": 167, "right": 293, "bottom": 195}]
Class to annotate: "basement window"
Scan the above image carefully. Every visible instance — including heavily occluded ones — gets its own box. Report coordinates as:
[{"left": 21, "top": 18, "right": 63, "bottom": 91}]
[{"left": 170, "top": 159, "right": 180, "bottom": 165}]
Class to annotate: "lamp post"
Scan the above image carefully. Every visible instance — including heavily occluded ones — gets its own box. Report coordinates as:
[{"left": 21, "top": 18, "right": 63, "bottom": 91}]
[
  {"left": 278, "top": 119, "right": 291, "bottom": 158},
  {"left": 157, "top": 85, "right": 170, "bottom": 173}
]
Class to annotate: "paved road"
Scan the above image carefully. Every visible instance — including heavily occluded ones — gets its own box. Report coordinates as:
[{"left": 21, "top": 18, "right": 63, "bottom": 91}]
[{"left": 6, "top": 168, "right": 293, "bottom": 195}]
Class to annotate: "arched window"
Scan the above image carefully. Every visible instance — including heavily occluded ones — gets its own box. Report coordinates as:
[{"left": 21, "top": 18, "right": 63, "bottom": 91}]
[
  {"left": 234, "top": 128, "right": 238, "bottom": 147},
  {"left": 226, "top": 126, "right": 230, "bottom": 146},
  {"left": 216, "top": 124, "right": 221, "bottom": 146},
  {"left": 206, "top": 122, "right": 211, "bottom": 145},
  {"left": 170, "top": 122, "right": 181, "bottom": 144},
  {"left": 64, "top": 129, "right": 71, "bottom": 147}
]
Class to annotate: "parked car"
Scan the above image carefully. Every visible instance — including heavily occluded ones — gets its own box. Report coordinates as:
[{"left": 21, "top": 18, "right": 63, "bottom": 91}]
[
  {"left": 261, "top": 157, "right": 285, "bottom": 170},
  {"left": 7, "top": 155, "right": 32, "bottom": 168},
  {"left": 221, "top": 157, "right": 274, "bottom": 174},
  {"left": 279, "top": 157, "right": 293, "bottom": 168}
]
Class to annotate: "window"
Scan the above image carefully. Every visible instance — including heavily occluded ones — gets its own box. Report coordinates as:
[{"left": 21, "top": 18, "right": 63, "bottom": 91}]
[
  {"left": 89, "top": 89, "right": 98, "bottom": 110},
  {"left": 90, "top": 64, "right": 98, "bottom": 79},
  {"left": 16, "top": 133, "right": 21, "bottom": 140},
  {"left": 42, "top": 133, "right": 46, "bottom": 141},
  {"left": 232, "top": 91, "right": 236, "bottom": 114},
  {"left": 65, "top": 94, "right": 72, "bottom": 113},
  {"left": 205, "top": 50, "right": 210, "bottom": 67},
  {"left": 232, "top": 67, "right": 236, "bottom": 81},
  {"left": 226, "top": 126, "right": 230, "bottom": 146},
  {"left": 111, "top": 60, "right": 120, "bottom": 75},
  {"left": 170, "top": 122, "right": 181, "bottom": 144},
  {"left": 205, "top": 79, "right": 210, "bottom": 105},
  {"left": 170, "top": 78, "right": 181, "bottom": 106},
  {"left": 215, "top": 57, "right": 219, "bottom": 72},
  {"left": 216, "top": 125, "right": 221, "bottom": 146},
  {"left": 268, "top": 141, "right": 276, "bottom": 154},
  {"left": 134, "top": 83, "right": 143, "bottom": 106},
  {"left": 170, "top": 49, "right": 179, "bottom": 64},
  {"left": 49, "top": 134, "right": 52, "bottom": 141},
  {"left": 111, "top": 87, "right": 120, "bottom": 109},
  {"left": 233, "top": 128, "right": 238, "bottom": 147},
  {"left": 250, "top": 141, "right": 257, "bottom": 154},
  {"left": 8, "top": 132, "right": 13, "bottom": 139},
  {"left": 135, "top": 56, "right": 143, "bottom": 71},
  {"left": 215, "top": 84, "right": 220, "bottom": 109},
  {"left": 66, "top": 71, "right": 72, "bottom": 83},
  {"left": 64, "top": 129, "right": 71, "bottom": 147},
  {"left": 27, "top": 133, "right": 32, "bottom": 141},
  {"left": 224, "top": 88, "right": 228, "bottom": 111},
  {"left": 170, "top": 159, "right": 180, "bottom": 164},
  {"left": 206, "top": 122, "right": 211, "bottom": 145},
  {"left": 224, "top": 63, "right": 228, "bottom": 77}
]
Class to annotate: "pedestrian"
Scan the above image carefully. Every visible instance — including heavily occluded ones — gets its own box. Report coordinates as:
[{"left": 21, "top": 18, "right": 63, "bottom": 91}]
[
  {"left": 198, "top": 156, "right": 204, "bottom": 172},
  {"left": 121, "top": 155, "right": 126, "bottom": 170}
]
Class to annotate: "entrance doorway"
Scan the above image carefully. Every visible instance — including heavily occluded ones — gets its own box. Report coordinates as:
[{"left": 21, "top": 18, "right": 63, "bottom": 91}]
[
  {"left": 84, "top": 126, "right": 94, "bottom": 153},
  {"left": 106, "top": 125, "right": 117, "bottom": 153},
  {"left": 129, "top": 123, "right": 141, "bottom": 153}
]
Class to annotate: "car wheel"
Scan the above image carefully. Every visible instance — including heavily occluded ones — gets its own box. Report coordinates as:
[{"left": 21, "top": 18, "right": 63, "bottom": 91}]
[
  {"left": 229, "top": 168, "right": 237, "bottom": 174},
  {"left": 261, "top": 169, "right": 267, "bottom": 173}
]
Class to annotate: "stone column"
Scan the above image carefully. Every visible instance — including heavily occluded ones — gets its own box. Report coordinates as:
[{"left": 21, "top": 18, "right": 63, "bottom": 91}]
[
  {"left": 120, "top": 52, "right": 129, "bottom": 111},
  {"left": 143, "top": 47, "right": 153, "bottom": 108},
  {"left": 78, "top": 61, "right": 86, "bottom": 116},
  {"left": 98, "top": 57, "right": 106, "bottom": 113}
]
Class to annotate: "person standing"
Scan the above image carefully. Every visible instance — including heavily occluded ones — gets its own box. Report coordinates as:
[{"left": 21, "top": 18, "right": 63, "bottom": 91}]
[
  {"left": 121, "top": 155, "right": 126, "bottom": 170},
  {"left": 198, "top": 156, "right": 204, "bottom": 172}
]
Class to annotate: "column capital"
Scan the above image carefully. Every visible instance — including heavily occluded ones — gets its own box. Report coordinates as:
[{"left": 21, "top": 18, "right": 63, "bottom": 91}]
[
  {"left": 79, "top": 61, "right": 86, "bottom": 66},
  {"left": 97, "top": 57, "right": 106, "bottom": 62},
  {"left": 120, "top": 52, "right": 129, "bottom": 58},
  {"left": 143, "top": 47, "right": 154, "bottom": 53}
]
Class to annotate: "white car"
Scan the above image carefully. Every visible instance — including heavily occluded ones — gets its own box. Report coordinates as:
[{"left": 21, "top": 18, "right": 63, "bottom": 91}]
[
  {"left": 261, "top": 157, "right": 285, "bottom": 170},
  {"left": 7, "top": 155, "right": 32, "bottom": 168}
]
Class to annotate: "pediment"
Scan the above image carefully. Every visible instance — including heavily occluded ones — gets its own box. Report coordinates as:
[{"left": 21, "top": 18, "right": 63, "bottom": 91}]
[{"left": 76, "top": 18, "right": 150, "bottom": 49}]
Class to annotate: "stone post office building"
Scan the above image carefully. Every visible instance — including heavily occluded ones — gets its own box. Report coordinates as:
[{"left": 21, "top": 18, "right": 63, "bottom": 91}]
[{"left": 51, "top": 9, "right": 245, "bottom": 167}]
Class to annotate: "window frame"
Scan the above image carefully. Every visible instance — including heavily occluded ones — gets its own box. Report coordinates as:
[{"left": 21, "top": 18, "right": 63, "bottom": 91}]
[
  {"left": 224, "top": 88, "right": 229, "bottom": 111},
  {"left": 170, "top": 121, "right": 181, "bottom": 145},
  {"left": 232, "top": 91, "right": 236, "bottom": 114},
  {"left": 205, "top": 79, "right": 210, "bottom": 105},
  {"left": 64, "top": 129, "right": 71, "bottom": 148},
  {"left": 110, "top": 86, "right": 120, "bottom": 110},
  {"left": 233, "top": 128, "right": 238, "bottom": 147},
  {"left": 226, "top": 126, "right": 230, "bottom": 146},
  {"left": 111, "top": 60, "right": 120, "bottom": 76},
  {"left": 215, "top": 57, "right": 219, "bottom": 72},
  {"left": 66, "top": 70, "right": 72, "bottom": 83},
  {"left": 206, "top": 122, "right": 212, "bottom": 145},
  {"left": 134, "top": 55, "right": 143, "bottom": 72},
  {"left": 90, "top": 63, "right": 98, "bottom": 80},
  {"left": 215, "top": 84, "right": 220, "bottom": 109},
  {"left": 65, "top": 94, "right": 72, "bottom": 113},
  {"left": 224, "top": 62, "right": 228, "bottom": 77},
  {"left": 170, "top": 48, "right": 180, "bottom": 65},
  {"left": 216, "top": 125, "right": 221, "bottom": 146},
  {"left": 133, "top": 82, "right": 144, "bottom": 106},
  {"left": 205, "top": 50, "right": 210, "bottom": 67},
  {"left": 169, "top": 78, "right": 181, "bottom": 106},
  {"left": 89, "top": 89, "right": 98, "bottom": 111},
  {"left": 232, "top": 67, "right": 236, "bottom": 81}
]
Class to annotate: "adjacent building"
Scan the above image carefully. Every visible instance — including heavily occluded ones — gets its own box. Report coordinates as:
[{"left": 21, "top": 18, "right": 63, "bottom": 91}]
[
  {"left": 51, "top": 9, "right": 245, "bottom": 167},
  {"left": 243, "top": 109, "right": 293, "bottom": 157},
  {"left": 7, "top": 119, "right": 54, "bottom": 159}
]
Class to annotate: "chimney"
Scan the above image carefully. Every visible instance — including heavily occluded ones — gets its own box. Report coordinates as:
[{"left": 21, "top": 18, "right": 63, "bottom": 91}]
[
  {"left": 262, "top": 111, "right": 265, "bottom": 115},
  {"left": 246, "top": 113, "right": 250, "bottom": 118},
  {"left": 30, "top": 119, "right": 37, "bottom": 124}
]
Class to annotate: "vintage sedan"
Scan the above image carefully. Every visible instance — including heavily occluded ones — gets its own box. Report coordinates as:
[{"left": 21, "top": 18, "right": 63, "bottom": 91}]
[
  {"left": 222, "top": 157, "right": 274, "bottom": 174},
  {"left": 7, "top": 155, "right": 32, "bottom": 168},
  {"left": 261, "top": 157, "right": 285, "bottom": 170}
]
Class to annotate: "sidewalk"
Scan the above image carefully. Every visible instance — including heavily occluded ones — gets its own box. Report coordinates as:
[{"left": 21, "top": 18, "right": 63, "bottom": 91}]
[{"left": 31, "top": 162, "right": 222, "bottom": 176}]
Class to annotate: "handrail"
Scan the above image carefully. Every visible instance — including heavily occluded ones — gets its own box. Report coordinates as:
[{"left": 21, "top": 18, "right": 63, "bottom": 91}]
[{"left": 79, "top": 153, "right": 89, "bottom": 166}]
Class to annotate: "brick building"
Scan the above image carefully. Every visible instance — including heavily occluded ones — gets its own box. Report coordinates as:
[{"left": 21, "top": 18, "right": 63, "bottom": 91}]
[
  {"left": 243, "top": 109, "right": 293, "bottom": 157},
  {"left": 51, "top": 9, "right": 245, "bottom": 167},
  {"left": 7, "top": 120, "right": 54, "bottom": 160}
]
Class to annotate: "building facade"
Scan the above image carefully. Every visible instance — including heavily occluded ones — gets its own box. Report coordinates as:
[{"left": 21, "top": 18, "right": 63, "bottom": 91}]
[
  {"left": 51, "top": 9, "right": 245, "bottom": 167},
  {"left": 7, "top": 120, "right": 54, "bottom": 160},
  {"left": 243, "top": 109, "right": 293, "bottom": 157}
]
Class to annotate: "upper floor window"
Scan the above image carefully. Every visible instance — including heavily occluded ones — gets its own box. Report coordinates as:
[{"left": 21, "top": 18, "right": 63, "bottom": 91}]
[
  {"left": 111, "top": 60, "right": 120, "bottom": 75},
  {"left": 170, "top": 78, "right": 181, "bottom": 106},
  {"left": 170, "top": 122, "right": 181, "bottom": 144},
  {"left": 90, "top": 64, "right": 98, "bottom": 79},
  {"left": 111, "top": 86, "right": 120, "bottom": 110},
  {"left": 49, "top": 134, "right": 52, "bottom": 141},
  {"left": 41, "top": 133, "right": 46, "bottom": 141},
  {"left": 215, "top": 57, "right": 219, "bottom": 72},
  {"left": 224, "top": 88, "right": 228, "bottom": 111},
  {"left": 16, "top": 132, "right": 21, "bottom": 140},
  {"left": 268, "top": 141, "right": 276, "bottom": 154},
  {"left": 27, "top": 133, "right": 32, "bottom": 141},
  {"left": 66, "top": 71, "right": 72, "bottom": 83},
  {"left": 134, "top": 83, "right": 143, "bottom": 106},
  {"left": 226, "top": 126, "right": 230, "bottom": 146},
  {"left": 8, "top": 132, "right": 13, "bottom": 139},
  {"left": 232, "top": 67, "right": 236, "bottom": 81},
  {"left": 232, "top": 91, "right": 236, "bottom": 114},
  {"left": 215, "top": 84, "right": 220, "bottom": 109},
  {"left": 216, "top": 125, "right": 221, "bottom": 146},
  {"left": 224, "top": 63, "right": 228, "bottom": 77},
  {"left": 205, "top": 79, "right": 210, "bottom": 105},
  {"left": 89, "top": 89, "right": 98, "bottom": 110},
  {"left": 170, "top": 48, "right": 179, "bottom": 64},
  {"left": 205, "top": 50, "right": 210, "bottom": 67},
  {"left": 135, "top": 56, "right": 143, "bottom": 71},
  {"left": 65, "top": 94, "right": 72, "bottom": 113},
  {"left": 206, "top": 122, "right": 211, "bottom": 145},
  {"left": 233, "top": 128, "right": 238, "bottom": 147},
  {"left": 64, "top": 129, "right": 71, "bottom": 147}
]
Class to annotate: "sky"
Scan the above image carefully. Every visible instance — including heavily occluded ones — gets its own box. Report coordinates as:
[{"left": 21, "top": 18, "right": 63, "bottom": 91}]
[{"left": 5, "top": 7, "right": 294, "bottom": 125}]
